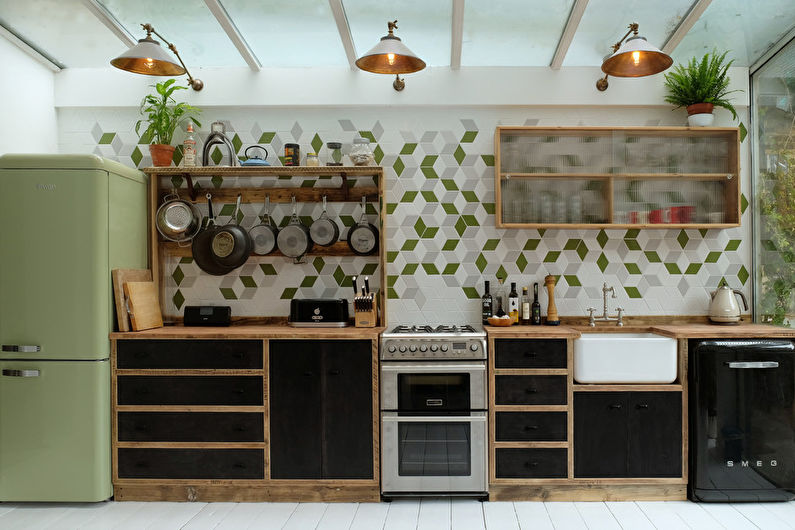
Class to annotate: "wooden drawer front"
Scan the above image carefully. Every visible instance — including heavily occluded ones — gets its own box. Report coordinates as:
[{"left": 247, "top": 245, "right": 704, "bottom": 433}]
[
  {"left": 495, "top": 448, "right": 568, "bottom": 478},
  {"left": 117, "top": 448, "right": 264, "bottom": 479},
  {"left": 495, "top": 412, "right": 567, "bottom": 441},
  {"left": 118, "top": 412, "right": 264, "bottom": 442},
  {"left": 117, "top": 376, "right": 263, "bottom": 406},
  {"left": 495, "top": 375, "right": 567, "bottom": 405},
  {"left": 117, "top": 340, "right": 262, "bottom": 369},
  {"left": 494, "top": 339, "right": 566, "bottom": 368}
]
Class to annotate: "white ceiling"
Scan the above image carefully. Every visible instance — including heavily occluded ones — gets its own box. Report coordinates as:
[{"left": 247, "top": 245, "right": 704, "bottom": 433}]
[{"left": 1, "top": 0, "right": 794, "bottom": 72}]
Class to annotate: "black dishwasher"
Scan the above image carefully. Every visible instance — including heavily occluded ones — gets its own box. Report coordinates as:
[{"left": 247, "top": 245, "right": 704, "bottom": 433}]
[{"left": 689, "top": 338, "right": 795, "bottom": 501}]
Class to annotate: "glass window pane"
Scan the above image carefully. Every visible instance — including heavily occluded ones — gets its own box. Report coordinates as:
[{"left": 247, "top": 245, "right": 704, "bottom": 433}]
[
  {"left": 461, "top": 0, "right": 574, "bottom": 66},
  {"left": 752, "top": 39, "right": 795, "bottom": 327},
  {"left": 99, "top": 0, "right": 246, "bottom": 67},
  {"left": 0, "top": 0, "right": 128, "bottom": 67},
  {"left": 563, "top": 0, "right": 693, "bottom": 66},
  {"left": 220, "top": 0, "right": 348, "bottom": 67},
  {"left": 674, "top": 0, "right": 795, "bottom": 67},
  {"left": 344, "top": 0, "right": 450, "bottom": 67}
]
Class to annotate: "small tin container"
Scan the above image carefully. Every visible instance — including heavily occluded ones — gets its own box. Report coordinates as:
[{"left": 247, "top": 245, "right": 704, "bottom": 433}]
[
  {"left": 306, "top": 152, "right": 319, "bottom": 166},
  {"left": 284, "top": 143, "right": 300, "bottom": 166}
]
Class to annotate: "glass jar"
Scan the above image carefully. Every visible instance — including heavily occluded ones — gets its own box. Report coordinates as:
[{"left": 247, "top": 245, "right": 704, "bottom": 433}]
[
  {"left": 306, "top": 152, "right": 319, "bottom": 166},
  {"left": 326, "top": 142, "right": 343, "bottom": 166},
  {"left": 349, "top": 137, "right": 375, "bottom": 166}
]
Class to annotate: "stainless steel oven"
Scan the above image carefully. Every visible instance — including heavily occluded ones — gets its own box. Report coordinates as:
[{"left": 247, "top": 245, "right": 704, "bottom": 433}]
[{"left": 380, "top": 325, "right": 488, "bottom": 497}]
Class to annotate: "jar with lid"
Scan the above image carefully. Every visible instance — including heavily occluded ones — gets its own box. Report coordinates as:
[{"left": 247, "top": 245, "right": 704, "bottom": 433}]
[
  {"left": 306, "top": 152, "right": 319, "bottom": 166},
  {"left": 326, "top": 142, "right": 343, "bottom": 166},
  {"left": 349, "top": 137, "right": 375, "bottom": 166}
]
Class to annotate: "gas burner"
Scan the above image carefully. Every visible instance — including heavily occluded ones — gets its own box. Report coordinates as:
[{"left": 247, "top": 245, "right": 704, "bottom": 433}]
[
  {"left": 434, "top": 324, "right": 477, "bottom": 333},
  {"left": 391, "top": 325, "right": 435, "bottom": 334}
]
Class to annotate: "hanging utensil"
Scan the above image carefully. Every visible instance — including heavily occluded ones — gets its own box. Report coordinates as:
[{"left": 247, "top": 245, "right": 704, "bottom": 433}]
[
  {"left": 210, "top": 193, "right": 252, "bottom": 269},
  {"left": 249, "top": 195, "right": 279, "bottom": 255},
  {"left": 192, "top": 194, "right": 236, "bottom": 276},
  {"left": 347, "top": 196, "right": 379, "bottom": 256},
  {"left": 155, "top": 190, "right": 201, "bottom": 245},
  {"left": 276, "top": 196, "right": 313, "bottom": 260},
  {"left": 309, "top": 195, "right": 339, "bottom": 247}
]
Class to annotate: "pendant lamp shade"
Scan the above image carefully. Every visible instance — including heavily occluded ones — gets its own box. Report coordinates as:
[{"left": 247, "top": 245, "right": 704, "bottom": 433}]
[
  {"left": 111, "top": 36, "right": 186, "bottom": 76},
  {"left": 355, "top": 21, "right": 425, "bottom": 91},
  {"left": 601, "top": 35, "right": 673, "bottom": 77}
]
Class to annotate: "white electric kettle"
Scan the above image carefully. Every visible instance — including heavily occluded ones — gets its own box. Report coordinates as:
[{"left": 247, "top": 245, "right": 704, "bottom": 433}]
[{"left": 709, "top": 284, "right": 748, "bottom": 324}]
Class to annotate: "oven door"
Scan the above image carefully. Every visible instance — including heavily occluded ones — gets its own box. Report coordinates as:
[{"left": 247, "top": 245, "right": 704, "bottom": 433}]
[
  {"left": 380, "top": 362, "right": 487, "bottom": 412},
  {"left": 381, "top": 411, "right": 487, "bottom": 494}
]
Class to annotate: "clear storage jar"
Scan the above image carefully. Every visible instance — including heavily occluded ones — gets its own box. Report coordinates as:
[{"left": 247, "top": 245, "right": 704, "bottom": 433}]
[
  {"left": 349, "top": 137, "right": 375, "bottom": 166},
  {"left": 326, "top": 142, "right": 343, "bottom": 166}
]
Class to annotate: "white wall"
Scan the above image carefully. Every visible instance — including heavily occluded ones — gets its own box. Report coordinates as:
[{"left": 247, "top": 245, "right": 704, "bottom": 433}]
[{"left": 0, "top": 35, "right": 57, "bottom": 155}]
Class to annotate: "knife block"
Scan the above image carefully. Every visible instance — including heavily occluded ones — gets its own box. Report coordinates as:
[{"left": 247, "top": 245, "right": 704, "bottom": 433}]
[{"left": 354, "top": 293, "right": 378, "bottom": 328}]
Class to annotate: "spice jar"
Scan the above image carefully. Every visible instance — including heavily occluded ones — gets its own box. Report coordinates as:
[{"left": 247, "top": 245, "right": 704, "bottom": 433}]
[
  {"left": 349, "top": 137, "right": 375, "bottom": 166},
  {"left": 284, "top": 143, "right": 300, "bottom": 166},
  {"left": 306, "top": 152, "right": 319, "bottom": 166},
  {"left": 326, "top": 142, "right": 343, "bottom": 166}
]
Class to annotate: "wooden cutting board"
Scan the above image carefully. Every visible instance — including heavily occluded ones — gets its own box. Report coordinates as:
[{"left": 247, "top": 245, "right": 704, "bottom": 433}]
[
  {"left": 112, "top": 269, "right": 152, "bottom": 332},
  {"left": 123, "top": 281, "right": 163, "bottom": 331}
]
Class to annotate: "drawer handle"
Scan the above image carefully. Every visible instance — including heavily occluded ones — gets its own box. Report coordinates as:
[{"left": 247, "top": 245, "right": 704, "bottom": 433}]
[
  {"left": 609, "top": 403, "right": 622, "bottom": 409},
  {"left": 303, "top": 371, "right": 313, "bottom": 377},
  {"left": 233, "top": 389, "right": 245, "bottom": 394},
  {"left": 524, "top": 352, "right": 537, "bottom": 358},
  {"left": 524, "top": 425, "right": 539, "bottom": 430},
  {"left": 524, "top": 461, "right": 539, "bottom": 468},
  {"left": 234, "top": 425, "right": 247, "bottom": 432},
  {"left": 329, "top": 369, "right": 341, "bottom": 376},
  {"left": 233, "top": 463, "right": 246, "bottom": 469},
  {"left": 636, "top": 403, "right": 649, "bottom": 409},
  {"left": 525, "top": 388, "right": 538, "bottom": 394}
]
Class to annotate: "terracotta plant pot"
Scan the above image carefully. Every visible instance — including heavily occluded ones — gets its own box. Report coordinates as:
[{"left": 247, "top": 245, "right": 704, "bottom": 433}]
[
  {"left": 149, "top": 144, "right": 175, "bottom": 167},
  {"left": 686, "top": 103, "right": 714, "bottom": 115},
  {"left": 686, "top": 103, "right": 715, "bottom": 127}
]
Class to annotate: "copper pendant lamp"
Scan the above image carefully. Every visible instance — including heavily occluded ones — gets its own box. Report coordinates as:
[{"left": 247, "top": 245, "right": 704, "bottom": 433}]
[
  {"left": 596, "top": 23, "right": 672, "bottom": 91},
  {"left": 355, "top": 20, "right": 426, "bottom": 91}
]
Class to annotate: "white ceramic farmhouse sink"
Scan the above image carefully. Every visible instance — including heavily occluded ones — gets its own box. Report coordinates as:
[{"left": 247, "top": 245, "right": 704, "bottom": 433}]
[{"left": 573, "top": 333, "right": 677, "bottom": 384}]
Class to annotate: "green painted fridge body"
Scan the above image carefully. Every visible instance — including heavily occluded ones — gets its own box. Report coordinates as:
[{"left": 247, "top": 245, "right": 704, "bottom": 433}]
[{"left": 0, "top": 154, "right": 148, "bottom": 501}]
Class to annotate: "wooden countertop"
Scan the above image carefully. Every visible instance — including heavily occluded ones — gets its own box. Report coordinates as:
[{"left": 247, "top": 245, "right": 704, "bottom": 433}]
[
  {"left": 111, "top": 325, "right": 385, "bottom": 340},
  {"left": 486, "top": 322, "right": 795, "bottom": 339},
  {"left": 484, "top": 325, "right": 581, "bottom": 338}
]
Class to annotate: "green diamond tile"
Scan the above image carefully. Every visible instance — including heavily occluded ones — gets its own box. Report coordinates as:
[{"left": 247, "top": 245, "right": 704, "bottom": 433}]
[
  {"left": 311, "top": 257, "right": 325, "bottom": 273},
  {"left": 741, "top": 194, "right": 749, "bottom": 214},
  {"left": 483, "top": 203, "right": 496, "bottom": 214},
  {"left": 685, "top": 263, "right": 702, "bottom": 274},
  {"left": 413, "top": 218, "right": 426, "bottom": 237},
  {"left": 393, "top": 157, "right": 405, "bottom": 177},
  {"left": 624, "top": 239, "right": 641, "bottom": 251},
  {"left": 422, "top": 263, "right": 440, "bottom": 275},
  {"left": 259, "top": 264, "right": 277, "bottom": 275},
  {"left": 219, "top": 204, "right": 236, "bottom": 216},
  {"left": 644, "top": 251, "right": 662, "bottom": 263},
  {"left": 387, "top": 275, "right": 398, "bottom": 287},
  {"left": 596, "top": 229, "right": 609, "bottom": 249},
  {"left": 402, "top": 263, "right": 418, "bottom": 275},
  {"left": 481, "top": 155, "right": 495, "bottom": 167},
  {"left": 624, "top": 286, "right": 642, "bottom": 299},
  {"left": 483, "top": 239, "right": 500, "bottom": 251},
  {"left": 386, "top": 203, "right": 397, "bottom": 214},
  {"left": 179, "top": 257, "right": 193, "bottom": 264},
  {"left": 699, "top": 229, "right": 708, "bottom": 237},
  {"left": 280, "top": 287, "right": 297, "bottom": 299},
  {"left": 300, "top": 276, "right": 317, "bottom": 288},
  {"left": 442, "top": 179, "right": 458, "bottom": 191},
  {"left": 339, "top": 215, "right": 356, "bottom": 227},
  {"left": 463, "top": 287, "right": 480, "bottom": 299},
  {"left": 496, "top": 265, "right": 508, "bottom": 280},
  {"left": 564, "top": 275, "right": 581, "bottom": 286},
  {"left": 231, "top": 134, "right": 242, "bottom": 153},
  {"left": 421, "top": 167, "right": 438, "bottom": 179},
  {"left": 421, "top": 155, "right": 438, "bottom": 167},
  {"left": 358, "top": 131, "right": 376, "bottom": 142},
  {"left": 220, "top": 287, "right": 237, "bottom": 300},
  {"left": 738, "top": 265, "right": 749, "bottom": 285},
  {"left": 516, "top": 253, "right": 528, "bottom": 272},
  {"left": 401, "top": 191, "right": 418, "bottom": 202},
  {"left": 172, "top": 266, "right": 185, "bottom": 286},
  {"left": 576, "top": 241, "right": 589, "bottom": 261},
  {"left": 333, "top": 266, "right": 346, "bottom": 286},
  {"left": 99, "top": 132, "right": 115, "bottom": 145},
  {"left": 462, "top": 215, "right": 479, "bottom": 226},
  {"left": 258, "top": 132, "right": 275, "bottom": 143},
  {"left": 442, "top": 239, "right": 459, "bottom": 251},
  {"left": 172, "top": 289, "right": 185, "bottom": 309},
  {"left": 453, "top": 145, "right": 466, "bottom": 165},
  {"left": 524, "top": 239, "right": 540, "bottom": 251},
  {"left": 544, "top": 251, "right": 560, "bottom": 263},
  {"left": 172, "top": 146, "right": 183, "bottom": 166},
  {"left": 386, "top": 251, "right": 399, "bottom": 263},
  {"left": 455, "top": 217, "right": 468, "bottom": 236},
  {"left": 625, "top": 263, "right": 641, "bottom": 274},
  {"left": 373, "top": 144, "right": 384, "bottom": 164},
  {"left": 211, "top": 175, "right": 223, "bottom": 188},
  {"left": 131, "top": 146, "right": 143, "bottom": 167},
  {"left": 564, "top": 238, "right": 580, "bottom": 251},
  {"left": 443, "top": 263, "right": 460, "bottom": 275},
  {"left": 597, "top": 253, "right": 609, "bottom": 272},
  {"left": 388, "top": 287, "right": 399, "bottom": 299},
  {"left": 462, "top": 191, "right": 478, "bottom": 202},
  {"left": 422, "top": 227, "right": 439, "bottom": 239},
  {"left": 170, "top": 177, "right": 184, "bottom": 190},
  {"left": 240, "top": 275, "right": 257, "bottom": 288},
  {"left": 461, "top": 131, "right": 478, "bottom": 143},
  {"left": 421, "top": 191, "right": 438, "bottom": 203},
  {"left": 311, "top": 133, "right": 323, "bottom": 154},
  {"left": 402, "top": 239, "right": 419, "bottom": 251},
  {"left": 537, "top": 229, "right": 546, "bottom": 237},
  {"left": 475, "top": 253, "right": 487, "bottom": 273},
  {"left": 361, "top": 263, "right": 378, "bottom": 276},
  {"left": 677, "top": 230, "right": 689, "bottom": 248},
  {"left": 401, "top": 143, "right": 417, "bottom": 155},
  {"left": 665, "top": 263, "right": 682, "bottom": 274},
  {"left": 442, "top": 203, "right": 458, "bottom": 214},
  {"left": 341, "top": 275, "right": 353, "bottom": 288},
  {"left": 624, "top": 229, "right": 640, "bottom": 239},
  {"left": 705, "top": 251, "right": 721, "bottom": 263},
  {"left": 739, "top": 122, "right": 747, "bottom": 142}
]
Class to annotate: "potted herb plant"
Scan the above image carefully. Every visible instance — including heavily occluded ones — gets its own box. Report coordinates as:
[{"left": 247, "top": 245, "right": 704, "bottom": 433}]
[
  {"left": 663, "top": 50, "right": 739, "bottom": 126},
  {"left": 135, "top": 79, "right": 201, "bottom": 166}
]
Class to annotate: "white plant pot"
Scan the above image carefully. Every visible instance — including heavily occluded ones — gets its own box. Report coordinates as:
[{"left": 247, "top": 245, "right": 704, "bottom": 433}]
[{"left": 687, "top": 113, "right": 715, "bottom": 127}]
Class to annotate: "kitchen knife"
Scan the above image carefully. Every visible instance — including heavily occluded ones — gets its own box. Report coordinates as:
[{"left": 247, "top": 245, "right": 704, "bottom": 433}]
[
  {"left": 364, "top": 276, "right": 370, "bottom": 295},
  {"left": 351, "top": 275, "right": 358, "bottom": 297}
]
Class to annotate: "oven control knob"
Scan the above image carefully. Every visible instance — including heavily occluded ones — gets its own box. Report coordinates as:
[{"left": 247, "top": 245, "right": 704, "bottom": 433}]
[
  {"left": 470, "top": 343, "right": 479, "bottom": 351},
  {"left": 398, "top": 345, "right": 407, "bottom": 353},
  {"left": 387, "top": 344, "right": 396, "bottom": 353},
  {"left": 409, "top": 345, "right": 418, "bottom": 352},
  {"left": 430, "top": 344, "right": 439, "bottom": 352},
  {"left": 440, "top": 344, "right": 449, "bottom": 352},
  {"left": 419, "top": 344, "right": 428, "bottom": 352}
]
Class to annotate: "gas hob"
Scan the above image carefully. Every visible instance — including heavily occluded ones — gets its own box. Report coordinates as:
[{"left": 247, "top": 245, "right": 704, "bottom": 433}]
[{"left": 380, "top": 324, "right": 486, "bottom": 360}]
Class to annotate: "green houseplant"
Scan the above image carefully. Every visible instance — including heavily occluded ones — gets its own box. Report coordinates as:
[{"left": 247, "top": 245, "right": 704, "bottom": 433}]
[
  {"left": 663, "top": 50, "right": 739, "bottom": 126},
  {"left": 135, "top": 79, "right": 201, "bottom": 166}
]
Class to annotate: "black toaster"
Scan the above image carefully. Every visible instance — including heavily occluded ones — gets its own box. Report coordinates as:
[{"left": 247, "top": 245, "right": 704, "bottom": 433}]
[{"left": 289, "top": 298, "right": 350, "bottom": 327}]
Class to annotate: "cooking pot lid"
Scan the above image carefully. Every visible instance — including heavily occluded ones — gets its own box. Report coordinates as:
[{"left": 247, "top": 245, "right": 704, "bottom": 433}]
[{"left": 278, "top": 225, "right": 310, "bottom": 257}]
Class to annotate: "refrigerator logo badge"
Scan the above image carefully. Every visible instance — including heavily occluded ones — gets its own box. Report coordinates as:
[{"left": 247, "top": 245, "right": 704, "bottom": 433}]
[
  {"left": 726, "top": 460, "right": 778, "bottom": 468},
  {"left": 36, "top": 183, "right": 56, "bottom": 191}
]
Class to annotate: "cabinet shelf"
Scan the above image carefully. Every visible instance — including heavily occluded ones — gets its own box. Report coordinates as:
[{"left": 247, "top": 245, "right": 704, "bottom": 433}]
[{"left": 162, "top": 240, "right": 362, "bottom": 258}]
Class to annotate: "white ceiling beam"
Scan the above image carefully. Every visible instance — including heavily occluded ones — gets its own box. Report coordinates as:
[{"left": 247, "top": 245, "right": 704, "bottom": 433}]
[
  {"left": 81, "top": 0, "right": 135, "bottom": 47},
  {"left": 550, "top": 0, "right": 588, "bottom": 69},
  {"left": 750, "top": 25, "right": 795, "bottom": 74},
  {"left": 204, "top": 0, "right": 261, "bottom": 71},
  {"left": 329, "top": 0, "right": 357, "bottom": 70},
  {"left": 661, "top": 0, "right": 713, "bottom": 55},
  {"left": 450, "top": 0, "right": 465, "bottom": 70},
  {"left": 0, "top": 24, "right": 61, "bottom": 71}
]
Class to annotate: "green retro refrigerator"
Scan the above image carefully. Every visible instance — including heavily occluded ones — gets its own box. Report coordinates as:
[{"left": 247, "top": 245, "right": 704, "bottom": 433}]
[{"left": 0, "top": 154, "right": 148, "bottom": 501}]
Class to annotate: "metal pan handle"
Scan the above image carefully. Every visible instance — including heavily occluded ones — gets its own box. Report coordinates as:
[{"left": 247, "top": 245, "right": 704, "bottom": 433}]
[{"left": 205, "top": 193, "right": 215, "bottom": 227}]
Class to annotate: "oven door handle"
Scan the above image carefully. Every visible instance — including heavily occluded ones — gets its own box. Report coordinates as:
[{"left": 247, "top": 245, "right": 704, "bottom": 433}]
[
  {"left": 380, "top": 363, "right": 486, "bottom": 373},
  {"left": 381, "top": 414, "right": 487, "bottom": 423}
]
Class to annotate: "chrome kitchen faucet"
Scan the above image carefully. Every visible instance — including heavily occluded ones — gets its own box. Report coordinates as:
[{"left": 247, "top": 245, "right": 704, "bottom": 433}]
[
  {"left": 201, "top": 121, "right": 240, "bottom": 167},
  {"left": 587, "top": 283, "right": 624, "bottom": 326}
]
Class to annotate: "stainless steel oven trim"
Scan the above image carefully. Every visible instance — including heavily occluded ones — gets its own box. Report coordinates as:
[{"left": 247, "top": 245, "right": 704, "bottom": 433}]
[
  {"left": 380, "top": 361, "right": 487, "bottom": 411},
  {"left": 381, "top": 411, "right": 487, "bottom": 494}
]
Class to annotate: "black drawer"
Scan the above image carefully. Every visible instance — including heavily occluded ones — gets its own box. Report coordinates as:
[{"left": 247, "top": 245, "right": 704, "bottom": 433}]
[
  {"left": 117, "top": 340, "right": 262, "bottom": 369},
  {"left": 117, "top": 376, "right": 263, "bottom": 406},
  {"left": 494, "top": 339, "right": 567, "bottom": 368},
  {"left": 495, "top": 412, "right": 567, "bottom": 441},
  {"left": 117, "top": 448, "right": 264, "bottom": 479},
  {"left": 495, "top": 448, "right": 568, "bottom": 478},
  {"left": 495, "top": 375, "right": 567, "bottom": 405},
  {"left": 118, "top": 412, "right": 264, "bottom": 442}
]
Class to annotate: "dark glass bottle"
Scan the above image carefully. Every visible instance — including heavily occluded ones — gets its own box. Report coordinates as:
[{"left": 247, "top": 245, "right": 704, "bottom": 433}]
[
  {"left": 520, "top": 286, "right": 531, "bottom": 325},
  {"left": 531, "top": 282, "right": 542, "bottom": 325},
  {"left": 508, "top": 282, "right": 519, "bottom": 324},
  {"left": 481, "top": 281, "right": 493, "bottom": 324}
]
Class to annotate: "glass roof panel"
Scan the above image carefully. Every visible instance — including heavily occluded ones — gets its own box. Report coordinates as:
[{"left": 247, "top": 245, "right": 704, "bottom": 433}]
[
  {"left": 221, "top": 0, "right": 347, "bottom": 67},
  {"left": 344, "top": 0, "right": 451, "bottom": 67},
  {"left": 563, "top": 0, "right": 693, "bottom": 66},
  {"left": 100, "top": 0, "right": 246, "bottom": 67},
  {"left": 461, "top": 0, "right": 574, "bottom": 66},
  {"left": 0, "top": 0, "right": 129, "bottom": 68},
  {"left": 672, "top": 0, "right": 795, "bottom": 67}
]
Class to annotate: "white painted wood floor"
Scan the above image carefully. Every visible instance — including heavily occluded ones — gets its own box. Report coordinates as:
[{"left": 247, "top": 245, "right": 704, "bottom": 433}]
[{"left": 0, "top": 499, "right": 794, "bottom": 530}]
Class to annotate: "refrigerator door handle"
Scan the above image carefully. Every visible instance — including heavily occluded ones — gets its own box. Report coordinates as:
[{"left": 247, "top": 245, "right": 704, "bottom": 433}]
[
  {"left": 2, "top": 345, "right": 41, "bottom": 353},
  {"left": 726, "top": 361, "right": 779, "bottom": 369},
  {"left": 2, "top": 369, "right": 41, "bottom": 377}
]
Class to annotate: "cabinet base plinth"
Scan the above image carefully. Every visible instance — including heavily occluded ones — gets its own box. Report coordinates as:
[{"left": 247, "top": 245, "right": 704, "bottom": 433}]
[
  {"left": 488, "top": 483, "right": 686, "bottom": 501},
  {"left": 113, "top": 483, "right": 381, "bottom": 503}
]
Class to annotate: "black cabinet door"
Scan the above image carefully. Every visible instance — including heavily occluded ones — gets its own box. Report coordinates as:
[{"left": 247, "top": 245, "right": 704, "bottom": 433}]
[
  {"left": 321, "top": 340, "right": 373, "bottom": 479},
  {"left": 574, "top": 392, "right": 629, "bottom": 477},
  {"left": 628, "top": 392, "right": 682, "bottom": 477},
  {"left": 269, "top": 341, "right": 322, "bottom": 479}
]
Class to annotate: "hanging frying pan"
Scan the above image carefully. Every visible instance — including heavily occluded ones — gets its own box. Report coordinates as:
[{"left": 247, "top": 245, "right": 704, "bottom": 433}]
[
  {"left": 211, "top": 194, "right": 252, "bottom": 269},
  {"left": 309, "top": 195, "right": 339, "bottom": 246},
  {"left": 277, "top": 196, "right": 313, "bottom": 260},
  {"left": 192, "top": 194, "right": 236, "bottom": 276},
  {"left": 249, "top": 195, "right": 279, "bottom": 255},
  {"left": 347, "top": 196, "right": 379, "bottom": 256}
]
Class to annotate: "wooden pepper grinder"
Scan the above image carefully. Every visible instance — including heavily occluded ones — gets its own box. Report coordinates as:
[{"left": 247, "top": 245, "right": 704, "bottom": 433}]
[{"left": 544, "top": 274, "right": 560, "bottom": 325}]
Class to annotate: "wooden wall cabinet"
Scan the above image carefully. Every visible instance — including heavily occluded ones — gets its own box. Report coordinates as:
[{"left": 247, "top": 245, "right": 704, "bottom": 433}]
[{"left": 495, "top": 127, "right": 740, "bottom": 229}]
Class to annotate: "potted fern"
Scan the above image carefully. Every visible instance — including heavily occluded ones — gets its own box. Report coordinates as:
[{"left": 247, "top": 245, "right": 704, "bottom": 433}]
[
  {"left": 135, "top": 79, "right": 201, "bottom": 166},
  {"left": 663, "top": 50, "right": 739, "bottom": 126}
]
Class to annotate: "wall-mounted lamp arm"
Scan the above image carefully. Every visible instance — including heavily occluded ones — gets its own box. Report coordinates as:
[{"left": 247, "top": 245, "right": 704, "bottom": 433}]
[{"left": 141, "top": 23, "right": 203, "bottom": 91}]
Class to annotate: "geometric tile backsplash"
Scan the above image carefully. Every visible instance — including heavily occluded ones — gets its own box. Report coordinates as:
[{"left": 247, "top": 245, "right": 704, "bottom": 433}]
[{"left": 59, "top": 106, "right": 751, "bottom": 325}]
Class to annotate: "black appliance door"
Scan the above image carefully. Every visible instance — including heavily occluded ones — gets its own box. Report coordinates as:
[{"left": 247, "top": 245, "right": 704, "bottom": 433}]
[{"left": 690, "top": 339, "right": 795, "bottom": 501}]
